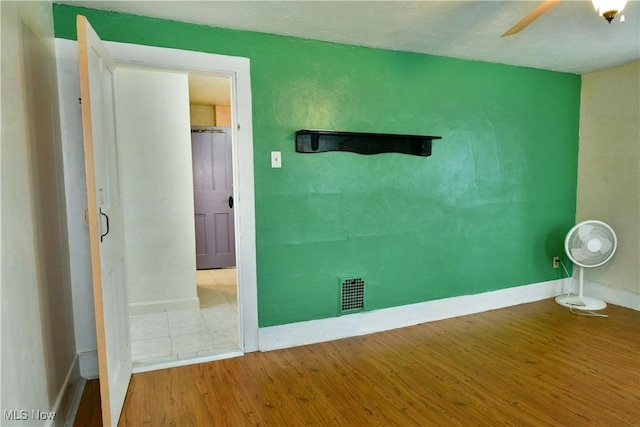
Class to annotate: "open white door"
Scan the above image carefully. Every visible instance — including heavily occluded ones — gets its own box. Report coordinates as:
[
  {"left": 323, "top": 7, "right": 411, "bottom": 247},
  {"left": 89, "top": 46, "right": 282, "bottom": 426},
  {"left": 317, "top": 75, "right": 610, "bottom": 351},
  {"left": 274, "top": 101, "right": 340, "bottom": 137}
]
[{"left": 77, "top": 15, "right": 132, "bottom": 426}]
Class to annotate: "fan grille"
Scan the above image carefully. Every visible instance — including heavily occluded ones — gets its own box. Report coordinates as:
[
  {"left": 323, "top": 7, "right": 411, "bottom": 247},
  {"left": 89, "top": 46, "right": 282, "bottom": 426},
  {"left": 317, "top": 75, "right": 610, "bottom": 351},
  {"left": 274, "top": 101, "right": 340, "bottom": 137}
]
[{"left": 566, "top": 221, "right": 617, "bottom": 268}]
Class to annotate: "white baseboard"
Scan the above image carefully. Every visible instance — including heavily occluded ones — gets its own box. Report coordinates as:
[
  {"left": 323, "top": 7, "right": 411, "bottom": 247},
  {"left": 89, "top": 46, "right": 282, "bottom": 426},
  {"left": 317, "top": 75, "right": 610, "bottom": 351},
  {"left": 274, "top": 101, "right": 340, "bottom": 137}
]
[
  {"left": 259, "top": 279, "right": 565, "bottom": 352},
  {"left": 128, "top": 297, "right": 200, "bottom": 316},
  {"left": 43, "top": 355, "right": 82, "bottom": 427},
  {"left": 584, "top": 281, "right": 640, "bottom": 310},
  {"left": 63, "top": 377, "right": 86, "bottom": 427},
  {"left": 78, "top": 351, "right": 99, "bottom": 379}
]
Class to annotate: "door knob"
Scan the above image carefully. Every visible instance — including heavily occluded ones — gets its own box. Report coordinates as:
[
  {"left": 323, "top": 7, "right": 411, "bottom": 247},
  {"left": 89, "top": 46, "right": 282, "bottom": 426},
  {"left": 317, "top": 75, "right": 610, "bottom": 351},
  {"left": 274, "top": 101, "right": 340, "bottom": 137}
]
[{"left": 228, "top": 195, "right": 234, "bottom": 209}]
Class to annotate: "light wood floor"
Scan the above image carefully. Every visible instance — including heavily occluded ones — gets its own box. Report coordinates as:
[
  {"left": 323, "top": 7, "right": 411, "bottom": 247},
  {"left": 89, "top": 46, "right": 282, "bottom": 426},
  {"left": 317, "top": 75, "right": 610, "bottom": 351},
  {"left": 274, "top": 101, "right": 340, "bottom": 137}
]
[{"left": 74, "top": 299, "right": 640, "bottom": 426}]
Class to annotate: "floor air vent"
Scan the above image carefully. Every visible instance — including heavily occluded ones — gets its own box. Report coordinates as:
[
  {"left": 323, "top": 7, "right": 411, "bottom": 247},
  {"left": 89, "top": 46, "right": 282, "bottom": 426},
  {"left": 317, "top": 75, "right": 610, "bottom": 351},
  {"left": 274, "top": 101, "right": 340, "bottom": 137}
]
[{"left": 340, "top": 277, "right": 365, "bottom": 314}]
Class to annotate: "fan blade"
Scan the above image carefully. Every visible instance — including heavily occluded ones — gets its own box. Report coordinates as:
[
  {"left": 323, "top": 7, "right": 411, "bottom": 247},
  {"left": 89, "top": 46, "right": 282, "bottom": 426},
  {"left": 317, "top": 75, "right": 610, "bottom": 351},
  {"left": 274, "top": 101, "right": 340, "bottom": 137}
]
[
  {"left": 571, "top": 246, "right": 591, "bottom": 263},
  {"left": 599, "top": 237, "right": 612, "bottom": 254},
  {"left": 501, "top": 0, "right": 560, "bottom": 37},
  {"left": 578, "top": 224, "right": 594, "bottom": 242}
]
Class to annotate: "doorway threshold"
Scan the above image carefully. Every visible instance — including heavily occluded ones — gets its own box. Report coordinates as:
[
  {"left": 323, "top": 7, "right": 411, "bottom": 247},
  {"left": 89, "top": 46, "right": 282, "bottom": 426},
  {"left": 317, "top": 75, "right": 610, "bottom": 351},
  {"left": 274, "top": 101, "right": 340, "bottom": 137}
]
[{"left": 132, "top": 349, "right": 244, "bottom": 374}]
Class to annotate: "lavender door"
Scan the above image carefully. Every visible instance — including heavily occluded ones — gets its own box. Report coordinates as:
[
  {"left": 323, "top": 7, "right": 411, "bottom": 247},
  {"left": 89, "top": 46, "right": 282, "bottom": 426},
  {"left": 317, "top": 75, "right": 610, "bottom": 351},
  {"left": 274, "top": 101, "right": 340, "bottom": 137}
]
[{"left": 192, "top": 127, "right": 236, "bottom": 269}]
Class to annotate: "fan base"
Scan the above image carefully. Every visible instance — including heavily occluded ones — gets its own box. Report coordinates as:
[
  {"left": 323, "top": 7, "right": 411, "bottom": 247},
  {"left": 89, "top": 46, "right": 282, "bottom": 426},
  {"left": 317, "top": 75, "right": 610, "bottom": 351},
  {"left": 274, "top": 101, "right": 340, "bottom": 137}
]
[{"left": 555, "top": 295, "right": 607, "bottom": 311}]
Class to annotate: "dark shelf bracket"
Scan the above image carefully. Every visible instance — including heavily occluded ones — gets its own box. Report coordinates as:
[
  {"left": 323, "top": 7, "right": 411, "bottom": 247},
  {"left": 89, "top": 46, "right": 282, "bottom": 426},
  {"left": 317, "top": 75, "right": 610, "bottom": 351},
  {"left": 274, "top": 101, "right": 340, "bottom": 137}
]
[{"left": 295, "top": 130, "right": 442, "bottom": 157}]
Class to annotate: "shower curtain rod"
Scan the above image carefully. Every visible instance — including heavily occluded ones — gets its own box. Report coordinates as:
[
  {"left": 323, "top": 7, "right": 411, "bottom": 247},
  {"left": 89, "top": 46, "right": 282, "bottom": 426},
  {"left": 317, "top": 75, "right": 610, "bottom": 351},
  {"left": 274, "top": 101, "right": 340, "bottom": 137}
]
[{"left": 190, "top": 128, "right": 226, "bottom": 133}]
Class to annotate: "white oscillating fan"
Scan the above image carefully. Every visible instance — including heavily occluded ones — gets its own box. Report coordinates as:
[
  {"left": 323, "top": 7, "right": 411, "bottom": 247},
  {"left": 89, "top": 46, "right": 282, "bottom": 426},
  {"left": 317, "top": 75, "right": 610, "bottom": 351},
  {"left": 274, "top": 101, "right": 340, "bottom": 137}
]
[{"left": 555, "top": 220, "right": 617, "bottom": 311}]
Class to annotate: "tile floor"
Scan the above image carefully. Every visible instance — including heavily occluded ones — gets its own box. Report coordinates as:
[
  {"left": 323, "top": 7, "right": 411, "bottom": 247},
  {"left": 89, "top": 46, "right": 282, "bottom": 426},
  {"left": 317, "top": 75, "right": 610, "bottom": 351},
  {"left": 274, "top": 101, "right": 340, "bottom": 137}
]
[{"left": 130, "top": 268, "right": 239, "bottom": 368}]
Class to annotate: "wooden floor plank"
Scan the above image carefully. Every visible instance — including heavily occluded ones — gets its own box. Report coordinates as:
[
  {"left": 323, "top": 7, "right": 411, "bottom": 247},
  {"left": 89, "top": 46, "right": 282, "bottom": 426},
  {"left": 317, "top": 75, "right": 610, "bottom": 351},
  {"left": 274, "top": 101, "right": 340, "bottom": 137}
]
[
  {"left": 73, "top": 378, "right": 102, "bottom": 427},
  {"left": 75, "top": 299, "right": 640, "bottom": 426}
]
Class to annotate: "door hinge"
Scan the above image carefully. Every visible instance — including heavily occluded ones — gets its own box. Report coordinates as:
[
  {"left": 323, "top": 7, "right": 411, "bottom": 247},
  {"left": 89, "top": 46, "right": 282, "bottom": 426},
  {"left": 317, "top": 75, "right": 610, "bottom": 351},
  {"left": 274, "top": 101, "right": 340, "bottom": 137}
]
[
  {"left": 237, "top": 123, "right": 240, "bottom": 131},
  {"left": 78, "top": 97, "right": 82, "bottom": 105}
]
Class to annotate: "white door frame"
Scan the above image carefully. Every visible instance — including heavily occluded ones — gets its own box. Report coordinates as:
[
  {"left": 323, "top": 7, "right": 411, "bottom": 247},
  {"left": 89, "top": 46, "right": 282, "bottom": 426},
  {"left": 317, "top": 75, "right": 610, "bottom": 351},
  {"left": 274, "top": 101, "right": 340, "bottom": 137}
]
[{"left": 104, "top": 41, "right": 258, "bottom": 352}]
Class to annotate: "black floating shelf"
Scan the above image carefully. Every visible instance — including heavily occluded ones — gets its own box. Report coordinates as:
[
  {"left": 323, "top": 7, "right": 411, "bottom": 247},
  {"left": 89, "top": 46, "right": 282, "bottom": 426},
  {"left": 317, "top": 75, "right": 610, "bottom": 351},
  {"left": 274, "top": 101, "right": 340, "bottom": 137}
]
[{"left": 295, "top": 130, "right": 441, "bottom": 157}]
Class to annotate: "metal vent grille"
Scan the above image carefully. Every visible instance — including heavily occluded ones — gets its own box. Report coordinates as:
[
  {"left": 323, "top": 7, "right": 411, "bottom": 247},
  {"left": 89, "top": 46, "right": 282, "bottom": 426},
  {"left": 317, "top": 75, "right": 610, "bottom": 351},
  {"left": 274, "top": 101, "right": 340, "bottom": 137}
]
[{"left": 340, "top": 277, "right": 365, "bottom": 313}]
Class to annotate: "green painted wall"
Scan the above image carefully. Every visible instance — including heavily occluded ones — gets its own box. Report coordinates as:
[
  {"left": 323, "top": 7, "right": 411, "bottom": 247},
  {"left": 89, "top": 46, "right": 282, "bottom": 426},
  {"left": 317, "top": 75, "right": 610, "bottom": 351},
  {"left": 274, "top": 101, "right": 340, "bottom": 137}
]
[{"left": 54, "top": 4, "right": 581, "bottom": 327}]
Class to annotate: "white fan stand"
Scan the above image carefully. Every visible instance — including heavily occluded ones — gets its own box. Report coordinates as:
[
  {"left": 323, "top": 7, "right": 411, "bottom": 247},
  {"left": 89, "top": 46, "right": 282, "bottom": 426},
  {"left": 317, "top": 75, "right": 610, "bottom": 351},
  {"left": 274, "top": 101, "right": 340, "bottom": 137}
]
[
  {"left": 555, "top": 220, "right": 615, "bottom": 312},
  {"left": 555, "top": 265, "right": 607, "bottom": 311}
]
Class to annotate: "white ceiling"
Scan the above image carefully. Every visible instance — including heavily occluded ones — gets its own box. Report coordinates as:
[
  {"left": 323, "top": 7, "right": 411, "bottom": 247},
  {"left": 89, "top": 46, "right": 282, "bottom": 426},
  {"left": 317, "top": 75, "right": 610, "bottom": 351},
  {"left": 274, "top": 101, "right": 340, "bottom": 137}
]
[{"left": 61, "top": 0, "right": 640, "bottom": 75}]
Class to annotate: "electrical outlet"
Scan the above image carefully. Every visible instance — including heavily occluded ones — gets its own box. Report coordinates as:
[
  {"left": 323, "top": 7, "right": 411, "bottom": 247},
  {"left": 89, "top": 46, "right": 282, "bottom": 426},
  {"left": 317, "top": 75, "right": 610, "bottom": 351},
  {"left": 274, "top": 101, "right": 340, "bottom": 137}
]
[{"left": 552, "top": 256, "right": 560, "bottom": 269}]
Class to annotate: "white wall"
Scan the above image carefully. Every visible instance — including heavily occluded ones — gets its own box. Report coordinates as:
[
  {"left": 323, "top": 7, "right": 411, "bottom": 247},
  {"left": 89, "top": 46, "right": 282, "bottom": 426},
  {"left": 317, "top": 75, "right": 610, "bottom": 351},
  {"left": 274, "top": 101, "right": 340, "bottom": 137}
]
[
  {"left": 1, "top": 1, "right": 80, "bottom": 424},
  {"left": 115, "top": 67, "right": 199, "bottom": 315},
  {"left": 577, "top": 60, "right": 640, "bottom": 298}
]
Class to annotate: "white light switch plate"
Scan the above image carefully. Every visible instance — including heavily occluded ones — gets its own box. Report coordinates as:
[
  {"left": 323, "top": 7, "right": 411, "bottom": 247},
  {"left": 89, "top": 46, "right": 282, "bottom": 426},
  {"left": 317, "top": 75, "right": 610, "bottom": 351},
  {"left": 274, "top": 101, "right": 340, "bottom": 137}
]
[{"left": 271, "top": 151, "right": 282, "bottom": 168}]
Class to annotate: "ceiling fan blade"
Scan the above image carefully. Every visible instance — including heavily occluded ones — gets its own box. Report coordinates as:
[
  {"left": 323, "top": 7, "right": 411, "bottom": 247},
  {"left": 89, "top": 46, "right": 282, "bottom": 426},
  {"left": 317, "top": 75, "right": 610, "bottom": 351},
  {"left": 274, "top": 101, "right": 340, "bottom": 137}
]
[{"left": 501, "top": 0, "right": 560, "bottom": 37}]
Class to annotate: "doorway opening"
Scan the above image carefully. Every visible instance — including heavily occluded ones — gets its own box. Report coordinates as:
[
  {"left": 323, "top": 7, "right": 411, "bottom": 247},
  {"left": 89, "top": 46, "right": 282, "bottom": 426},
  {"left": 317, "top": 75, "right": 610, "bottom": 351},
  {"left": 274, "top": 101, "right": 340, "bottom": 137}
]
[
  {"left": 98, "top": 40, "right": 258, "bottom": 373},
  {"left": 128, "top": 72, "right": 242, "bottom": 370},
  {"left": 68, "top": 22, "right": 258, "bottom": 423}
]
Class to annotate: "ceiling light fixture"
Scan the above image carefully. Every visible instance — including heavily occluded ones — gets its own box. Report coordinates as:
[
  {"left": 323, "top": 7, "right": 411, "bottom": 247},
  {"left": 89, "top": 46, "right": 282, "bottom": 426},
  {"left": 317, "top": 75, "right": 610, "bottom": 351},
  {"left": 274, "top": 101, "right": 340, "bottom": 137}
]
[{"left": 592, "top": 0, "right": 628, "bottom": 23}]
